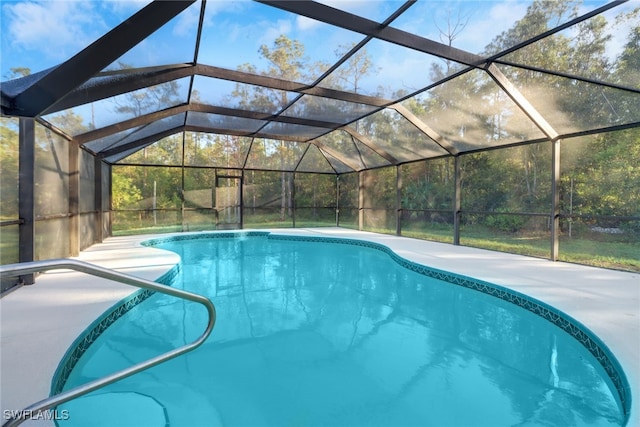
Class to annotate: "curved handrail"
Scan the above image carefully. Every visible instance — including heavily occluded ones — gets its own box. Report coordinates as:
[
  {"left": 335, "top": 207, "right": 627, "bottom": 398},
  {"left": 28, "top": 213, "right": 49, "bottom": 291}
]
[{"left": 0, "top": 258, "right": 216, "bottom": 427}]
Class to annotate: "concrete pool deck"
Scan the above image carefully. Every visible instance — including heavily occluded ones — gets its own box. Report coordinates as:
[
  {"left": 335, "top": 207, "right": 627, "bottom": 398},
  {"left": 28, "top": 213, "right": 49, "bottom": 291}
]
[{"left": 1, "top": 227, "right": 638, "bottom": 426}]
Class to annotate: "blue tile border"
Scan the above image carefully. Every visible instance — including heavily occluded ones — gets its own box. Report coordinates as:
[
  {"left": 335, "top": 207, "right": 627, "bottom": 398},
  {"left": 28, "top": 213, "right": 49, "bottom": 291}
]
[
  {"left": 51, "top": 231, "right": 631, "bottom": 422},
  {"left": 268, "top": 233, "right": 631, "bottom": 419},
  {"left": 141, "top": 231, "right": 270, "bottom": 248}
]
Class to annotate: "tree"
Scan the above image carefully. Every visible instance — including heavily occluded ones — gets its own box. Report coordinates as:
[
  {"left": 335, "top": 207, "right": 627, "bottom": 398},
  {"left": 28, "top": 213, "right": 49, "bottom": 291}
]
[
  {"left": 112, "top": 173, "right": 143, "bottom": 210},
  {"left": 613, "top": 7, "right": 640, "bottom": 126},
  {"left": 252, "top": 35, "right": 308, "bottom": 220},
  {"left": 434, "top": 7, "right": 471, "bottom": 75},
  {"left": 5, "top": 67, "right": 31, "bottom": 79},
  {"left": 565, "top": 129, "right": 640, "bottom": 221},
  {"left": 112, "top": 63, "right": 182, "bottom": 118},
  {"left": 331, "top": 43, "right": 376, "bottom": 94},
  {"left": 0, "top": 119, "right": 19, "bottom": 219},
  {"left": 112, "top": 62, "right": 183, "bottom": 208},
  {"left": 617, "top": 31, "right": 640, "bottom": 86}
]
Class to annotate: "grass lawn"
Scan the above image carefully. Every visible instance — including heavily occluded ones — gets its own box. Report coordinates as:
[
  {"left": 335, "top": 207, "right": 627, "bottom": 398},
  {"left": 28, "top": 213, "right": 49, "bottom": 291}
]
[
  {"left": 0, "top": 226, "right": 18, "bottom": 265},
  {"left": 4, "top": 218, "right": 637, "bottom": 273},
  {"left": 397, "top": 224, "right": 639, "bottom": 272}
]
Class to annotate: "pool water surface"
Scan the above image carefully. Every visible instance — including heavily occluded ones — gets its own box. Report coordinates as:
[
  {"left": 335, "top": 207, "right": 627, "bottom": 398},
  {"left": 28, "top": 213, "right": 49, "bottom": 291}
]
[{"left": 57, "top": 234, "right": 625, "bottom": 426}]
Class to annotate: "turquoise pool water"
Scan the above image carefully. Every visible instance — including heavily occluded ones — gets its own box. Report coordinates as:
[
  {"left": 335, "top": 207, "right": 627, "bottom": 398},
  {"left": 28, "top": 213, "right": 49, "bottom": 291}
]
[{"left": 57, "top": 233, "right": 625, "bottom": 426}]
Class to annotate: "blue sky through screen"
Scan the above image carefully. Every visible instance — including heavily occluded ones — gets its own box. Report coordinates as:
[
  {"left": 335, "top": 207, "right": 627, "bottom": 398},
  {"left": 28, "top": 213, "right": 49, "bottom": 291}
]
[{"left": 0, "top": 0, "right": 633, "bottom": 85}]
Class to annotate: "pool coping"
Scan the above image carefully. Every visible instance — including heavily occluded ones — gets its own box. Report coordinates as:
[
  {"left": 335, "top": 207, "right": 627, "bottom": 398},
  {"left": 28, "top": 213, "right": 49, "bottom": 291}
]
[{"left": 1, "top": 227, "right": 638, "bottom": 426}]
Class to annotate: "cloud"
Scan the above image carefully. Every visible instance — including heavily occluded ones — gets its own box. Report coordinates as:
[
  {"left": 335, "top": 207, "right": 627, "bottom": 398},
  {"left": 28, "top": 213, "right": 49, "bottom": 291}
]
[
  {"left": 4, "top": 1, "right": 105, "bottom": 61},
  {"left": 455, "top": 1, "right": 529, "bottom": 53},
  {"left": 259, "top": 19, "right": 293, "bottom": 46},
  {"left": 222, "top": 23, "right": 244, "bottom": 45},
  {"left": 176, "top": 0, "right": 250, "bottom": 37},
  {"left": 196, "top": 1, "right": 256, "bottom": 48},
  {"left": 296, "top": 15, "right": 321, "bottom": 32},
  {"left": 486, "top": 1, "right": 529, "bottom": 24},
  {"left": 104, "top": 0, "right": 151, "bottom": 15},
  {"left": 393, "top": 0, "right": 529, "bottom": 54},
  {"left": 361, "top": 41, "right": 440, "bottom": 95},
  {"left": 206, "top": 0, "right": 250, "bottom": 15},
  {"left": 173, "top": 2, "right": 201, "bottom": 37},
  {"left": 321, "top": 0, "right": 389, "bottom": 20}
]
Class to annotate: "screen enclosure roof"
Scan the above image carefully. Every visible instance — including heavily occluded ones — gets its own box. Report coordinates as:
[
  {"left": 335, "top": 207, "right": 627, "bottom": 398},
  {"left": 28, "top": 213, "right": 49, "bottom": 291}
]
[{"left": 1, "top": 0, "right": 639, "bottom": 173}]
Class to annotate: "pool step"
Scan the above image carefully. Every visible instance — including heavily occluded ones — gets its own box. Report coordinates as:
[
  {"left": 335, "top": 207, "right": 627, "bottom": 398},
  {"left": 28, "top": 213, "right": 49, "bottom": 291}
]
[
  {"left": 62, "top": 392, "right": 167, "bottom": 427},
  {"left": 60, "top": 382, "right": 223, "bottom": 427}
]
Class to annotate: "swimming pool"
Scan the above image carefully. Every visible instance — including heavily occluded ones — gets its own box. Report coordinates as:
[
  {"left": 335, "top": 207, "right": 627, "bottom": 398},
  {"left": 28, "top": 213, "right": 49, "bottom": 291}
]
[{"left": 53, "top": 232, "right": 628, "bottom": 426}]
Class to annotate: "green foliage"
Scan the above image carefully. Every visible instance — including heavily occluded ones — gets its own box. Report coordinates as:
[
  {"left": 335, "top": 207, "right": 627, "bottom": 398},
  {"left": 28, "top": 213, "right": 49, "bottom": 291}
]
[
  {"left": 6, "top": 67, "right": 31, "bottom": 79},
  {"left": 47, "top": 110, "right": 90, "bottom": 134},
  {"left": 401, "top": 159, "right": 453, "bottom": 211},
  {"left": 260, "top": 35, "right": 306, "bottom": 81},
  {"left": 112, "top": 62, "right": 182, "bottom": 118},
  {"left": 485, "top": 211, "right": 529, "bottom": 233},
  {"left": 0, "top": 118, "right": 19, "bottom": 219},
  {"left": 112, "top": 174, "right": 142, "bottom": 210},
  {"left": 331, "top": 42, "right": 377, "bottom": 93},
  {"left": 562, "top": 129, "right": 640, "bottom": 219},
  {"left": 614, "top": 7, "right": 640, "bottom": 89}
]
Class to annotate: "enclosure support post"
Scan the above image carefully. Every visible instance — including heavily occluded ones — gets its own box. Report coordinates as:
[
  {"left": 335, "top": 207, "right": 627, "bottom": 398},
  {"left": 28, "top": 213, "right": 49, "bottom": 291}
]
[
  {"left": 180, "top": 133, "right": 186, "bottom": 232},
  {"left": 453, "top": 155, "right": 462, "bottom": 245},
  {"left": 550, "top": 139, "right": 561, "bottom": 261},
  {"left": 292, "top": 173, "right": 296, "bottom": 228},
  {"left": 240, "top": 171, "right": 244, "bottom": 229},
  {"left": 18, "top": 118, "right": 35, "bottom": 285},
  {"left": 358, "top": 171, "right": 364, "bottom": 231},
  {"left": 335, "top": 175, "right": 340, "bottom": 227},
  {"left": 94, "top": 155, "right": 103, "bottom": 243},
  {"left": 107, "top": 164, "right": 113, "bottom": 237},
  {"left": 396, "top": 165, "right": 402, "bottom": 236},
  {"left": 69, "top": 141, "right": 80, "bottom": 257}
]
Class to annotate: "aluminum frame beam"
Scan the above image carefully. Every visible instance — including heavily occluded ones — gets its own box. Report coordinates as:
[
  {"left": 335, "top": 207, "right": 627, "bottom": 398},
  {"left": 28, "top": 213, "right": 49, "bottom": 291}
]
[
  {"left": 190, "top": 104, "right": 346, "bottom": 129},
  {"left": 313, "top": 141, "right": 362, "bottom": 172},
  {"left": 99, "top": 123, "right": 333, "bottom": 161},
  {"left": 486, "top": 0, "right": 629, "bottom": 63},
  {"left": 75, "top": 104, "right": 191, "bottom": 145},
  {"left": 259, "top": 1, "right": 485, "bottom": 67},
  {"left": 7, "top": 1, "right": 195, "bottom": 117},
  {"left": 198, "top": 64, "right": 395, "bottom": 108},
  {"left": 487, "top": 64, "right": 559, "bottom": 140},
  {"left": 494, "top": 60, "right": 640, "bottom": 95},
  {"left": 18, "top": 55, "right": 453, "bottom": 126},
  {"left": 100, "top": 127, "right": 183, "bottom": 160},
  {"left": 43, "top": 65, "right": 195, "bottom": 116},
  {"left": 77, "top": 102, "right": 346, "bottom": 153},
  {"left": 342, "top": 127, "right": 398, "bottom": 165},
  {"left": 392, "top": 104, "right": 458, "bottom": 155}
]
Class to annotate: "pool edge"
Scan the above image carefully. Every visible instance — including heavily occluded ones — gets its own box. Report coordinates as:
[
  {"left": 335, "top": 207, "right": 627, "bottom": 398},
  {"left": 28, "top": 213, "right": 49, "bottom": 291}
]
[
  {"left": 269, "top": 232, "right": 633, "bottom": 422},
  {"left": 49, "top": 230, "right": 633, "bottom": 425}
]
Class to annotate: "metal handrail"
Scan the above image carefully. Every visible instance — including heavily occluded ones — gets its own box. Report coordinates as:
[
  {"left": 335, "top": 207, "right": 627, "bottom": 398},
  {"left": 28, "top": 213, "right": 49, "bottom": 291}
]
[{"left": 0, "top": 259, "right": 216, "bottom": 427}]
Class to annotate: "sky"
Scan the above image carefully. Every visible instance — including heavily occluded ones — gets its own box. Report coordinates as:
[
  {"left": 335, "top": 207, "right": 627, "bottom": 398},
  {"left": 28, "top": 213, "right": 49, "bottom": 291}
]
[{"left": 2, "top": 0, "right": 634, "bottom": 79}]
